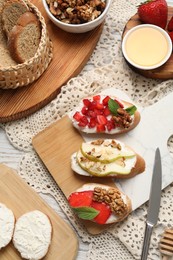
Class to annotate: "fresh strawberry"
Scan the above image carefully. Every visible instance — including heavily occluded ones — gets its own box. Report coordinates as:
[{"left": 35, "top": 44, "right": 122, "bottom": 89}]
[
  {"left": 167, "top": 16, "right": 173, "bottom": 31},
  {"left": 73, "top": 112, "right": 83, "bottom": 122},
  {"left": 96, "top": 124, "right": 106, "bottom": 132},
  {"left": 97, "top": 115, "right": 107, "bottom": 125},
  {"left": 168, "top": 31, "right": 173, "bottom": 43},
  {"left": 138, "top": 0, "right": 168, "bottom": 29},
  {"left": 91, "top": 201, "right": 111, "bottom": 224},
  {"left": 68, "top": 191, "right": 93, "bottom": 207}
]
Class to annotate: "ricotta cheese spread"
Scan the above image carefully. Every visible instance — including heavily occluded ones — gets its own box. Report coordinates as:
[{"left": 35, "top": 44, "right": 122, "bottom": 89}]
[{"left": 13, "top": 210, "right": 52, "bottom": 260}]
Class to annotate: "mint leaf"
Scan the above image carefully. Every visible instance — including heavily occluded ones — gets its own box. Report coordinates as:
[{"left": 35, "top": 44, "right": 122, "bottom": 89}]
[
  {"left": 72, "top": 207, "right": 99, "bottom": 220},
  {"left": 108, "top": 99, "right": 120, "bottom": 115},
  {"left": 125, "top": 105, "right": 137, "bottom": 115}
]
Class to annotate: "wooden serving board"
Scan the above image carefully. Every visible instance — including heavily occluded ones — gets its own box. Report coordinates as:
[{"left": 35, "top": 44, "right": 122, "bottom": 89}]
[
  {"left": 32, "top": 115, "right": 117, "bottom": 235},
  {"left": 122, "top": 6, "right": 173, "bottom": 79},
  {"left": 0, "top": 0, "right": 103, "bottom": 123},
  {"left": 0, "top": 163, "right": 78, "bottom": 260}
]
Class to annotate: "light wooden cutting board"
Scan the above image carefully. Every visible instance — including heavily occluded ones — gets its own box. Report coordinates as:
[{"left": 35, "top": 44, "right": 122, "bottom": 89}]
[
  {"left": 0, "top": 164, "right": 78, "bottom": 260},
  {"left": 32, "top": 88, "right": 173, "bottom": 235},
  {"left": 32, "top": 115, "right": 117, "bottom": 235}
]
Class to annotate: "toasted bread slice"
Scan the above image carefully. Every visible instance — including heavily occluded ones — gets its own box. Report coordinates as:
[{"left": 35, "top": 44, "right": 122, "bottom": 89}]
[
  {"left": 68, "top": 183, "right": 132, "bottom": 224},
  {"left": 69, "top": 94, "right": 140, "bottom": 134},
  {"left": 71, "top": 139, "right": 145, "bottom": 178}
]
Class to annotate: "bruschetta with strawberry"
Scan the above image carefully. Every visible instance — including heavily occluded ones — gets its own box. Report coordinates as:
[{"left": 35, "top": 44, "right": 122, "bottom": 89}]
[{"left": 69, "top": 94, "right": 140, "bottom": 134}]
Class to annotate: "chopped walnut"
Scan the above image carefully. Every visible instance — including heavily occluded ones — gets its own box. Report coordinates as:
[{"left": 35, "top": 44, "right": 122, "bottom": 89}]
[
  {"left": 93, "top": 187, "right": 128, "bottom": 216},
  {"left": 113, "top": 108, "right": 133, "bottom": 129},
  {"left": 46, "top": 0, "right": 106, "bottom": 24},
  {"left": 91, "top": 139, "right": 104, "bottom": 145}
]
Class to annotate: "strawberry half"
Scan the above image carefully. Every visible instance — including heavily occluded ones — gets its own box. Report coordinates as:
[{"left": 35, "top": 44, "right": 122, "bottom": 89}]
[
  {"left": 68, "top": 191, "right": 93, "bottom": 207},
  {"left": 138, "top": 0, "right": 168, "bottom": 29},
  {"left": 91, "top": 201, "right": 111, "bottom": 224}
]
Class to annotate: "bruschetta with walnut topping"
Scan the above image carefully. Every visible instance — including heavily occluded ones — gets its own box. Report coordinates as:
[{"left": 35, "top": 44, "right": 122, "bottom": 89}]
[
  {"left": 69, "top": 94, "right": 140, "bottom": 134},
  {"left": 68, "top": 183, "right": 132, "bottom": 224},
  {"left": 71, "top": 139, "right": 145, "bottom": 178}
]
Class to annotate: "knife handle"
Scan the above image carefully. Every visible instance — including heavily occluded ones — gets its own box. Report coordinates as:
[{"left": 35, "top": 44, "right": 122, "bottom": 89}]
[{"left": 141, "top": 222, "right": 153, "bottom": 260}]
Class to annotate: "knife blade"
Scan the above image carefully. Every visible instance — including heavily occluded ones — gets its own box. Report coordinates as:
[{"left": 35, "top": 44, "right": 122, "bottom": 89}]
[{"left": 141, "top": 148, "right": 162, "bottom": 260}]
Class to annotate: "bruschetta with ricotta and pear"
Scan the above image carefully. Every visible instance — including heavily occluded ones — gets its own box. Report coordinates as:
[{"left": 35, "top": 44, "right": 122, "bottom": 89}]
[{"left": 71, "top": 139, "right": 145, "bottom": 178}]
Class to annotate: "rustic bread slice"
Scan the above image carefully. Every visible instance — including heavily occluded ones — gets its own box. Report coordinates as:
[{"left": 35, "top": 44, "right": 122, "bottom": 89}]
[
  {"left": 2, "top": 0, "right": 28, "bottom": 36},
  {"left": 8, "top": 11, "right": 41, "bottom": 63},
  {"left": 0, "top": 44, "right": 17, "bottom": 68},
  {"left": 0, "top": 203, "right": 15, "bottom": 249},
  {"left": 13, "top": 210, "right": 52, "bottom": 260}
]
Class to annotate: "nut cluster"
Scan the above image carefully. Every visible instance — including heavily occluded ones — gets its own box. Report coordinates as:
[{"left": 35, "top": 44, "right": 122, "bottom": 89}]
[
  {"left": 91, "top": 139, "right": 122, "bottom": 150},
  {"left": 113, "top": 108, "right": 133, "bottom": 129},
  {"left": 46, "top": 0, "right": 106, "bottom": 24},
  {"left": 93, "top": 187, "right": 128, "bottom": 216}
]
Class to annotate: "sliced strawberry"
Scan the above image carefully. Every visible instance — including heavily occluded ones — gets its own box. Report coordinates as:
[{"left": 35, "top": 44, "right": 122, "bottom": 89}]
[
  {"left": 95, "top": 102, "right": 104, "bottom": 110},
  {"left": 91, "top": 201, "right": 111, "bottom": 224},
  {"left": 81, "top": 106, "right": 88, "bottom": 115},
  {"left": 78, "top": 116, "right": 88, "bottom": 127},
  {"left": 73, "top": 112, "right": 83, "bottom": 122},
  {"left": 103, "top": 107, "right": 111, "bottom": 116},
  {"left": 167, "top": 16, "right": 173, "bottom": 31},
  {"left": 114, "top": 99, "right": 124, "bottom": 108},
  {"left": 97, "top": 115, "right": 107, "bottom": 125},
  {"left": 96, "top": 124, "right": 105, "bottom": 132},
  {"left": 68, "top": 191, "right": 93, "bottom": 207},
  {"left": 83, "top": 99, "right": 91, "bottom": 107},
  {"left": 88, "top": 117, "right": 97, "bottom": 128},
  {"left": 102, "top": 96, "right": 110, "bottom": 106},
  {"left": 93, "top": 95, "right": 101, "bottom": 102},
  {"left": 106, "top": 119, "right": 115, "bottom": 131}
]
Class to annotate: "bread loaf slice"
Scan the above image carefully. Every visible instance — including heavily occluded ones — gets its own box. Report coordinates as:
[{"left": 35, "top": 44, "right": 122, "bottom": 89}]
[
  {"left": 8, "top": 11, "right": 41, "bottom": 63},
  {"left": 2, "top": 0, "right": 28, "bottom": 36}
]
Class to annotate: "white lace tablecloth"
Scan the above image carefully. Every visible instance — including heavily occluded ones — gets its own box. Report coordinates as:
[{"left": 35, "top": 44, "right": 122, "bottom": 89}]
[{"left": 1, "top": 0, "right": 173, "bottom": 259}]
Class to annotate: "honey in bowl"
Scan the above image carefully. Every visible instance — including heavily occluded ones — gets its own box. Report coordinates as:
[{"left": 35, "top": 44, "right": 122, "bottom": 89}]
[{"left": 122, "top": 24, "right": 172, "bottom": 70}]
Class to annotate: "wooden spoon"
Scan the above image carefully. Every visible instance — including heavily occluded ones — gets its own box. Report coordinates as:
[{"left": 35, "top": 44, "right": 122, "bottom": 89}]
[{"left": 159, "top": 229, "right": 173, "bottom": 260}]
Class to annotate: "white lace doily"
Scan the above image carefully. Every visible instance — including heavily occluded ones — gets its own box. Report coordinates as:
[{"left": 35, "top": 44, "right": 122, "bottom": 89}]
[{"left": 1, "top": 0, "right": 173, "bottom": 259}]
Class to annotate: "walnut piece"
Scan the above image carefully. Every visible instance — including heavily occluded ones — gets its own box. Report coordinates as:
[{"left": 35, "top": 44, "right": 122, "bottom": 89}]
[
  {"left": 46, "top": 0, "right": 106, "bottom": 24},
  {"left": 93, "top": 187, "right": 128, "bottom": 216},
  {"left": 113, "top": 108, "right": 133, "bottom": 129}
]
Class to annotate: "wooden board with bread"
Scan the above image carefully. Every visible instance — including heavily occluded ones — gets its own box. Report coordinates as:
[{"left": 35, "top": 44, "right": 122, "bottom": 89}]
[
  {"left": 32, "top": 88, "right": 173, "bottom": 233},
  {"left": 0, "top": 0, "right": 103, "bottom": 123},
  {"left": 32, "top": 89, "right": 147, "bottom": 234},
  {"left": 0, "top": 163, "right": 78, "bottom": 260}
]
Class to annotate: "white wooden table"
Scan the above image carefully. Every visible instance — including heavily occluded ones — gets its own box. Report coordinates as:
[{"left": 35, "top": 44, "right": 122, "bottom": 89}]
[{"left": 1, "top": 1, "right": 173, "bottom": 258}]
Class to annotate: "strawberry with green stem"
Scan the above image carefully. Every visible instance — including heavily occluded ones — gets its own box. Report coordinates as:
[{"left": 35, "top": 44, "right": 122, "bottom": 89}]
[{"left": 138, "top": 0, "right": 168, "bottom": 29}]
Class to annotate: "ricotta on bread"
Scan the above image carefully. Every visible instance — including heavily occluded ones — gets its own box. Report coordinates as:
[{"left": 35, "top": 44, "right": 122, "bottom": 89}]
[
  {"left": 0, "top": 203, "right": 15, "bottom": 249},
  {"left": 68, "top": 183, "right": 132, "bottom": 224},
  {"left": 69, "top": 94, "right": 140, "bottom": 134},
  {"left": 8, "top": 11, "right": 41, "bottom": 63},
  {"left": 13, "top": 210, "right": 52, "bottom": 260},
  {"left": 71, "top": 139, "right": 145, "bottom": 178},
  {"left": 2, "top": 0, "right": 28, "bottom": 36}
]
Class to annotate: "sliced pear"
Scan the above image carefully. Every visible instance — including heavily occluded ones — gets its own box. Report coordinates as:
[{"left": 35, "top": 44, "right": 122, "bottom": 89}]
[
  {"left": 81, "top": 141, "right": 135, "bottom": 163},
  {"left": 76, "top": 150, "right": 135, "bottom": 177}
]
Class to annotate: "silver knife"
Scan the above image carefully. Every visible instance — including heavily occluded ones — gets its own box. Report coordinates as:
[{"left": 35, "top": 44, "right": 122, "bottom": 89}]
[{"left": 141, "top": 148, "right": 162, "bottom": 260}]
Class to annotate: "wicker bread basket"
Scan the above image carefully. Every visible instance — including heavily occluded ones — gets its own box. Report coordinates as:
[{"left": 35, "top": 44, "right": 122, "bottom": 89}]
[{"left": 0, "top": 0, "right": 53, "bottom": 89}]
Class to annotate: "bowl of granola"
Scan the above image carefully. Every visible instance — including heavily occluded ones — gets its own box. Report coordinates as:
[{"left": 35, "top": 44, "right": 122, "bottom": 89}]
[{"left": 42, "top": 0, "right": 112, "bottom": 33}]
